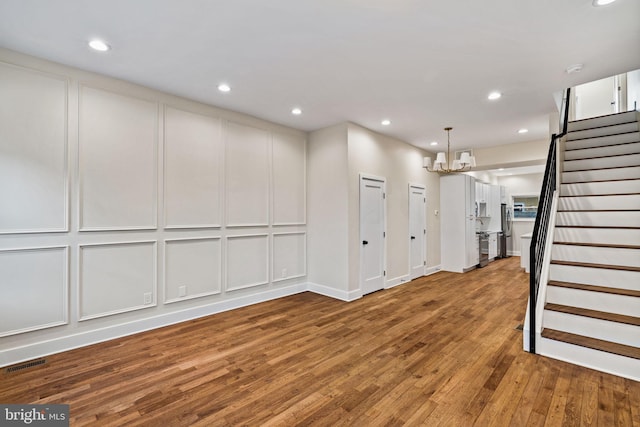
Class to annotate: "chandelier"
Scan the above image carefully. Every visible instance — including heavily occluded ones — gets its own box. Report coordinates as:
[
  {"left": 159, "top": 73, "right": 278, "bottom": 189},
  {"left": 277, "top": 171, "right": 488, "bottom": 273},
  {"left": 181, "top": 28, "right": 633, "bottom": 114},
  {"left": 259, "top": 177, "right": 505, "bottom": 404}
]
[{"left": 423, "top": 127, "right": 476, "bottom": 173}]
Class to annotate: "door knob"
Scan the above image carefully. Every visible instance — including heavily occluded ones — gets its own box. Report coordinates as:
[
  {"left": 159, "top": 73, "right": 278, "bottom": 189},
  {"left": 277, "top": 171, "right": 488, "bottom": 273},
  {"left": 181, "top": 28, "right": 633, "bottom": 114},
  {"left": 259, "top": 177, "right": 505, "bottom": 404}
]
[
  {"left": 411, "top": 236, "right": 416, "bottom": 240},
  {"left": 362, "top": 240, "right": 368, "bottom": 245}
]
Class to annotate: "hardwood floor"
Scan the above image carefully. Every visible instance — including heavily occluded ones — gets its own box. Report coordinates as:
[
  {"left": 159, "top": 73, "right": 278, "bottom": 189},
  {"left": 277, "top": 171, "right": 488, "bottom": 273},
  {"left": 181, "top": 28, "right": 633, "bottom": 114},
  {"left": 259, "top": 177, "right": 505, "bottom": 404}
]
[{"left": 2, "top": 257, "right": 639, "bottom": 426}]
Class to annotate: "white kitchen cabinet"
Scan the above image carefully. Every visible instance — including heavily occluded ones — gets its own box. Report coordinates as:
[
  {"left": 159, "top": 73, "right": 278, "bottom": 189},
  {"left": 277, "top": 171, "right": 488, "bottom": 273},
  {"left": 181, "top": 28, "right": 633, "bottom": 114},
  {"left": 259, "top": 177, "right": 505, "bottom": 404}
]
[
  {"left": 441, "top": 174, "right": 478, "bottom": 272},
  {"left": 488, "top": 232, "right": 498, "bottom": 260}
]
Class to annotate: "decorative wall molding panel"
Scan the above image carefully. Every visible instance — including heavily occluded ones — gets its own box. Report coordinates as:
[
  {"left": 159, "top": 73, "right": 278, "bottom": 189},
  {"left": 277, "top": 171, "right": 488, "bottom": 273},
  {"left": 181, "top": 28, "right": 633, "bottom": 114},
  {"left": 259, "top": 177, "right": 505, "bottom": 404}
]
[
  {"left": 78, "top": 86, "right": 158, "bottom": 231},
  {"left": 164, "top": 107, "right": 222, "bottom": 229},
  {"left": 0, "top": 246, "right": 68, "bottom": 337},
  {"left": 225, "top": 121, "right": 270, "bottom": 227},
  {"left": 79, "top": 241, "right": 157, "bottom": 320},
  {"left": 0, "top": 62, "right": 68, "bottom": 234},
  {"left": 164, "top": 237, "right": 222, "bottom": 303},
  {"left": 226, "top": 234, "right": 269, "bottom": 291},
  {"left": 0, "top": 50, "right": 309, "bottom": 369},
  {"left": 272, "top": 132, "right": 306, "bottom": 225},
  {"left": 272, "top": 232, "right": 307, "bottom": 282}
]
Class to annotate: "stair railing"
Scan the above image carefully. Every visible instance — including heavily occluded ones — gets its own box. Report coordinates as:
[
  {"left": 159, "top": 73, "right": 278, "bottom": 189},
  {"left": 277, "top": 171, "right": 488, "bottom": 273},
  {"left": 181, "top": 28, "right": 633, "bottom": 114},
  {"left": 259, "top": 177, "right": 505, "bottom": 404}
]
[{"left": 528, "top": 87, "right": 571, "bottom": 354}]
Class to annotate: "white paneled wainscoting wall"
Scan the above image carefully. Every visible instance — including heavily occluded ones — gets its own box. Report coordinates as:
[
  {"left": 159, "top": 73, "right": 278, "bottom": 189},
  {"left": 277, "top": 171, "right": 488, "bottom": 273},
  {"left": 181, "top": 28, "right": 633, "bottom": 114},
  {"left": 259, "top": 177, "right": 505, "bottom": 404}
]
[{"left": 0, "top": 51, "right": 309, "bottom": 367}]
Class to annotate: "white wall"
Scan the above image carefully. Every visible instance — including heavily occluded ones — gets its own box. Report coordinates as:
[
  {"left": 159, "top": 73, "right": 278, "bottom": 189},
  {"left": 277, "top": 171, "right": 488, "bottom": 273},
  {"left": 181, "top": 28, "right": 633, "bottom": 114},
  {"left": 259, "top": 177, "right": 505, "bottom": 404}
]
[
  {"left": 307, "top": 124, "right": 350, "bottom": 299},
  {"left": 346, "top": 124, "right": 440, "bottom": 291},
  {"left": 627, "top": 69, "right": 640, "bottom": 111},
  {"left": 0, "top": 49, "right": 308, "bottom": 366},
  {"left": 498, "top": 173, "right": 544, "bottom": 255}
]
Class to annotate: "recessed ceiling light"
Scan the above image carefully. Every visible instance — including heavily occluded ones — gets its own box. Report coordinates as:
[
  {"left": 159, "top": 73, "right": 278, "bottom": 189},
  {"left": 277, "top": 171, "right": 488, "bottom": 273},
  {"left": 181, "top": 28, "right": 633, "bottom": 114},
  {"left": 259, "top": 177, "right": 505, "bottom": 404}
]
[
  {"left": 488, "top": 92, "right": 502, "bottom": 100},
  {"left": 291, "top": 107, "right": 302, "bottom": 115},
  {"left": 430, "top": 141, "right": 438, "bottom": 146},
  {"left": 593, "top": 0, "right": 616, "bottom": 6},
  {"left": 566, "top": 64, "right": 583, "bottom": 74},
  {"left": 88, "top": 39, "right": 110, "bottom": 52},
  {"left": 381, "top": 119, "right": 391, "bottom": 126},
  {"left": 217, "top": 83, "right": 231, "bottom": 93},
  {"left": 499, "top": 168, "right": 505, "bottom": 171},
  {"left": 518, "top": 128, "right": 529, "bottom": 134}
]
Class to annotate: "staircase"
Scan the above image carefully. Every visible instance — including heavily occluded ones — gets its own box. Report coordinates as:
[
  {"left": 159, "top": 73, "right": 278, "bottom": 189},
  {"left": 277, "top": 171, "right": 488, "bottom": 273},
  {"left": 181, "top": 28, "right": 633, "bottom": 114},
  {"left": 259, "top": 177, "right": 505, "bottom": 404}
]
[{"left": 538, "top": 110, "right": 640, "bottom": 381}]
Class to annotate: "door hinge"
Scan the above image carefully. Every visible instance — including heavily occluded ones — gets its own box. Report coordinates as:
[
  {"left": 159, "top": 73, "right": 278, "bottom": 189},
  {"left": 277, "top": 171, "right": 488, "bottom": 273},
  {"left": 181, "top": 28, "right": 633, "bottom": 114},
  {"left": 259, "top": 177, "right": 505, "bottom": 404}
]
[
  {"left": 383, "top": 231, "right": 386, "bottom": 238},
  {"left": 424, "top": 261, "right": 426, "bottom": 266},
  {"left": 383, "top": 193, "right": 386, "bottom": 199},
  {"left": 384, "top": 270, "right": 386, "bottom": 276},
  {"left": 424, "top": 198, "right": 426, "bottom": 203}
]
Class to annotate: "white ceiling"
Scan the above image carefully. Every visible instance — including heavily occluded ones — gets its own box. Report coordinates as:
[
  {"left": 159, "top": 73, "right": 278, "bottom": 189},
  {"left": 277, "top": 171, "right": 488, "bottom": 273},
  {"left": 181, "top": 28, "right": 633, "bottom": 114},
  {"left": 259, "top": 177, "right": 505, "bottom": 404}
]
[{"left": 1, "top": 0, "right": 639, "bottom": 152}]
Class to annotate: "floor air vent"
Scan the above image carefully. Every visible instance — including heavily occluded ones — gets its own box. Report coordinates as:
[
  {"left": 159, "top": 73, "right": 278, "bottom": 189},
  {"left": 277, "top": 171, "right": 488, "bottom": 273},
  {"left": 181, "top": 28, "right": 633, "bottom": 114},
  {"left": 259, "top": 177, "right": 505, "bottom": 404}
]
[{"left": 5, "top": 359, "right": 46, "bottom": 373}]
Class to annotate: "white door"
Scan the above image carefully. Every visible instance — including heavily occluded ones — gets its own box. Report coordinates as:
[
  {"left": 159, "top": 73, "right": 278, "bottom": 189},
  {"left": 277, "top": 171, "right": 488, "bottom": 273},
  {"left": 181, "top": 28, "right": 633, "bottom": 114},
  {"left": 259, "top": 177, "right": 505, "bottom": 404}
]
[
  {"left": 409, "top": 185, "right": 426, "bottom": 280},
  {"left": 360, "top": 175, "right": 386, "bottom": 295}
]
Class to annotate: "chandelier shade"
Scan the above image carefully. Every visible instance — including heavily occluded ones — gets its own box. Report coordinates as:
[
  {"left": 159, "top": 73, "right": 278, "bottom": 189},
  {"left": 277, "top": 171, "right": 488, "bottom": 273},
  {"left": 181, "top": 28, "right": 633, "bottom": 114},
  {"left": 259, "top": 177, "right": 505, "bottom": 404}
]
[{"left": 423, "top": 127, "right": 476, "bottom": 174}]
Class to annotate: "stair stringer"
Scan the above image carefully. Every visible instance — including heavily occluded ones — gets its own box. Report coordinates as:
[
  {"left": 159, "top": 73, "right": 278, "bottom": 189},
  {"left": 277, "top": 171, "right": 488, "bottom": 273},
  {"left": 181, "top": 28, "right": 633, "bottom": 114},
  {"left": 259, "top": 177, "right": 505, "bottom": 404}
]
[{"left": 522, "top": 191, "right": 558, "bottom": 353}]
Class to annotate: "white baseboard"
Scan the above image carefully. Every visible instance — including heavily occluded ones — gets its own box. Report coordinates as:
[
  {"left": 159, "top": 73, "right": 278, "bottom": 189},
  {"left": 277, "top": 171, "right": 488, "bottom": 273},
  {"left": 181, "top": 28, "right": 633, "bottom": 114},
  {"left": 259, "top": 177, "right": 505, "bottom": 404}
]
[
  {"left": 425, "top": 265, "right": 441, "bottom": 276},
  {"left": 306, "top": 282, "right": 361, "bottom": 302},
  {"left": 2, "top": 269, "right": 448, "bottom": 367},
  {"left": 385, "top": 274, "right": 411, "bottom": 289},
  {"left": 0, "top": 284, "right": 307, "bottom": 368}
]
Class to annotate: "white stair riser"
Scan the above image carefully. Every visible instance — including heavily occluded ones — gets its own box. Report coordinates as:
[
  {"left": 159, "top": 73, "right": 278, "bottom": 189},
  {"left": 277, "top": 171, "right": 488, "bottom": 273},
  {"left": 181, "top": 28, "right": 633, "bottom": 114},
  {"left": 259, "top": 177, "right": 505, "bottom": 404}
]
[
  {"left": 538, "top": 337, "right": 639, "bottom": 381},
  {"left": 556, "top": 211, "right": 638, "bottom": 227},
  {"left": 563, "top": 153, "right": 640, "bottom": 171},
  {"left": 546, "top": 287, "right": 639, "bottom": 317},
  {"left": 567, "top": 111, "right": 638, "bottom": 132},
  {"left": 564, "top": 142, "right": 640, "bottom": 161},
  {"left": 551, "top": 245, "right": 639, "bottom": 268},
  {"left": 554, "top": 227, "right": 640, "bottom": 246},
  {"left": 558, "top": 195, "right": 640, "bottom": 211},
  {"left": 562, "top": 166, "right": 640, "bottom": 183},
  {"left": 543, "top": 310, "right": 640, "bottom": 347},
  {"left": 565, "top": 132, "right": 640, "bottom": 150},
  {"left": 560, "top": 180, "right": 640, "bottom": 196},
  {"left": 549, "top": 264, "right": 640, "bottom": 291},
  {"left": 566, "top": 122, "right": 639, "bottom": 141}
]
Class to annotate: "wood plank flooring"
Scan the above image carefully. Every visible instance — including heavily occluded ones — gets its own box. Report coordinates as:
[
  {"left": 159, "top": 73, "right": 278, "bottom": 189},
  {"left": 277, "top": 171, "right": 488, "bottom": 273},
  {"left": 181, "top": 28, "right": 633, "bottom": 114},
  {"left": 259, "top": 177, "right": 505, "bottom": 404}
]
[{"left": 2, "top": 257, "right": 639, "bottom": 426}]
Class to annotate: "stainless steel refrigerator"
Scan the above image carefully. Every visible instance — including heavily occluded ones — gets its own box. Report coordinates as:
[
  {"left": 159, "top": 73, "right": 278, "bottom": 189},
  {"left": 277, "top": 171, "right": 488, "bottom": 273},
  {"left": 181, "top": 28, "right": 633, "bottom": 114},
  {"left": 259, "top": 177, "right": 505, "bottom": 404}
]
[{"left": 498, "top": 203, "right": 512, "bottom": 258}]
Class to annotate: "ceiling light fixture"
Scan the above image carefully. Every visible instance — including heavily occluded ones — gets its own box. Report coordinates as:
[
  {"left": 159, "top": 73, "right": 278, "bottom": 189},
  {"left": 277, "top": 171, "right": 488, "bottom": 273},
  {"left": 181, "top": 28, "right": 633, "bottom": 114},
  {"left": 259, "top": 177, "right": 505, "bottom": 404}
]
[
  {"left": 88, "top": 39, "right": 110, "bottom": 52},
  {"left": 430, "top": 141, "right": 438, "bottom": 146},
  {"left": 291, "top": 107, "right": 302, "bottom": 115},
  {"left": 566, "top": 64, "right": 583, "bottom": 74},
  {"left": 423, "top": 127, "right": 476, "bottom": 174},
  {"left": 217, "top": 83, "right": 231, "bottom": 93},
  {"left": 593, "top": 0, "right": 616, "bottom": 6},
  {"left": 381, "top": 119, "right": 391, "bottom": 126},
  {"left": 487, "top": 91, "right": 502, "bottom": 100},
  {"left": 518, "top": 128, "right": 529, "bottom": 134}
]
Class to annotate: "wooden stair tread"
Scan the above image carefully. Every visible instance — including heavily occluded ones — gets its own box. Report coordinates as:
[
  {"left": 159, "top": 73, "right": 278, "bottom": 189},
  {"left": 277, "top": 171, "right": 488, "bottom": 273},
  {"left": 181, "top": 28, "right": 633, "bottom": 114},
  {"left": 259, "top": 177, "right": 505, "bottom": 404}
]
[
  {"left": 550, "top": 260, "right": 640, "bottom": 272},
  {"left": 541, "top": 329, "right": 640, "bottom": 360},
  {"left": 555, "top": 225, "right": 640, "bottom": 230},
  {"left": 562, "top": 178, "right": 640, "bottom": 184},
  {"left": 557, "top": 209, "right": 640, "bottom": 212},
  {"left": 553, "top": 242, "right": 640, "bottom": 250},
  {"left": 566, "top": 131, "right": 640, "bottom": 142},
  {"left": 548, "top": 280, "right": 640, "bottom": 297},
  {"left": 564, "top": 152, "right": 640, "bottom": 161},
  {"left": 545, "top": 303, "right": 640, "bottom": 326},
  {"left": 564, "top": 165, "right": 640, "bottom": 173},
  {"left": 559, "top": 193, "right": 640, "bottom": 198},
  {"left": 565, "top": 140, "right": 640, "bottom": 152},
  {"left": 567, "top": 110, "right": 637, "bottom": 123}
]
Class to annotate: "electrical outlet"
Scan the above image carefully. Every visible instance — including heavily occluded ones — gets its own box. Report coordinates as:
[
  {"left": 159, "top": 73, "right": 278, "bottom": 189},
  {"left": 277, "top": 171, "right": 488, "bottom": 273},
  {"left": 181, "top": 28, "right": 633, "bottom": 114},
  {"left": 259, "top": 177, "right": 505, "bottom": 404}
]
[
  {"left": 281, "top": 268, "right": 287, "bottom": 278},
  {"left": 143, "top": 292, "right": 152, "bottom": 305},
  {"left": 178, "top": 285, "right": 187, "bottom": 297}
]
